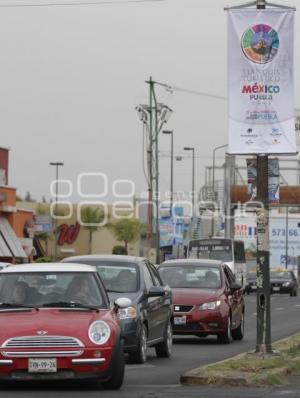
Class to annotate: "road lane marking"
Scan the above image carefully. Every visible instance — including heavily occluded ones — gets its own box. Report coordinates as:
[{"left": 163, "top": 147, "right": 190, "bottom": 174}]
[
  {"left": 252, "top": 312, "right": 257, "bottom": 316},
  {"left": 275, "top": 308, "right": 285, "bottom": 311}
]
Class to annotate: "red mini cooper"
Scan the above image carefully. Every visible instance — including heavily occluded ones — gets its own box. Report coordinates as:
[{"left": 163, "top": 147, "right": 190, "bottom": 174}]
[
  {"left": 158, "top": 259, "right": 245, "bottom": 344},
  {"left": 0, "top": 263, "right": 131, "bottom": 389}
]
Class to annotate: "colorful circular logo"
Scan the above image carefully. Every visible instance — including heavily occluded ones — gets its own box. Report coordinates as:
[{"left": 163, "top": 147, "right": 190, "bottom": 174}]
[{"left": 241, "top": 24, "right": 279, "bottom": 64}]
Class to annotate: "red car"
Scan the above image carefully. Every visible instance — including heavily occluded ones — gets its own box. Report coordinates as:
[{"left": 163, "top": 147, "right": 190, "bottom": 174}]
[
  {"left": 158, "top": 259, "right": 245, "bottom": 344},
  {"left": 0, "top": 263, "right": 131, "bottom": 389}
]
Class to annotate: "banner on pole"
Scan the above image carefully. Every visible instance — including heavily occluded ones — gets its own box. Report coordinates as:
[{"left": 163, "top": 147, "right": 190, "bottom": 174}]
[
  {"left": 246, "top": 158, "right": 280, "bottom": 203},
  {"left": 228, "top": 9, "right": 296, "bottom": 154}
]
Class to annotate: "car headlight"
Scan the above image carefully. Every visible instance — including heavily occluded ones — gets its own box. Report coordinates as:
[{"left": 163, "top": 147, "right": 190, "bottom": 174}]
[
  {"left": 283, "top": 282, "right": 291, "bottom": 287},
  {"left": 88, "top": 321, "right": 111, "bottom": 345},
  {"left": 199, "top": 300, "right": 221, "bottom": 310},
  {"left": 118, "top": 306, "right": 137, "bottom": 320}
]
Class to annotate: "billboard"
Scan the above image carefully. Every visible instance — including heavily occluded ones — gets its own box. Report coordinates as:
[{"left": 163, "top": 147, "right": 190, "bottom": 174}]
[
  {"left": 228, "top": 9, "right": 296, "bottom": 154},
  {"left": 235, "top": 212, "right": 300, "bottom": 267}
]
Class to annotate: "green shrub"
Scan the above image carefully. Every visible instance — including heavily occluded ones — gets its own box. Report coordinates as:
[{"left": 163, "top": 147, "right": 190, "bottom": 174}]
[{"left": 112, "top": 245, "right": 128, "bottom": 255}]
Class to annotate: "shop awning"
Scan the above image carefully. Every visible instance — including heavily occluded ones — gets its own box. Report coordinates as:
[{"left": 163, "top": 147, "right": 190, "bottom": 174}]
[{"left": 0, "top": 218, "right": 27, "bottom": 259}]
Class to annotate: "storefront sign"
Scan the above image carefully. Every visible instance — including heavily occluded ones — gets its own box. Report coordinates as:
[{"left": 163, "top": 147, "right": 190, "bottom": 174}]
[
  {"left": 228, "top": 9, "right": 296, "bottom": 154},
  {"left": 57, "top": 222, "right": 80, "bottom": 246}
]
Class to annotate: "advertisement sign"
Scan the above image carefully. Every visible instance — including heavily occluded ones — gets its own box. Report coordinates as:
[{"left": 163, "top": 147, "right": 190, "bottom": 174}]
[
  {"left": 246, "top": 158, "right": 280, "bottom": 203},
  {"left": 235, "top": 212, "right": 300, "bottom": 266},
  {"left": 34, "top": 215, "right": 52, "bottom": 233},
  {"left": 228, "top": 10, "right": 296, "bottom": 154}
]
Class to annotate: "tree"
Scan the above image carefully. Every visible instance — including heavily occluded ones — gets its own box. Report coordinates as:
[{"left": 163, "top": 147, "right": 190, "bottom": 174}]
[
  {"left": 81, "top": 206, "right": 104, "bottom": 254},
  {"left": 110, "top": 219, "right": 141, "bottom": 252}
]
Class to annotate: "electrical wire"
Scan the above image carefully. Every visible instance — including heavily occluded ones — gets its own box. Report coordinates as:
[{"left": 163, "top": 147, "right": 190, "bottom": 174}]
[
  {"left": 154, "top": 80, "right": 227, "bottom": 101},
  {"left": 0, "top": 0, "right": 166, "bottom": 7}
]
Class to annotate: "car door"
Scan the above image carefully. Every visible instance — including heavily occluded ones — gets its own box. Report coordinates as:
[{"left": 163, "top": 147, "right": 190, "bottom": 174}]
[
  {"left": 147, "top": 262, "right": 172, "bottom": 338},
  {"left": 142, "top": 262, "right": 160, "bottom": 342},
  {"left": 223, "top": 266, "right": 243, "bottom": 329}
]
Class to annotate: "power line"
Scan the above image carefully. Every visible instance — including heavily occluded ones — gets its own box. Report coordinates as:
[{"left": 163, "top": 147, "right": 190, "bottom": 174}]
[
  {"left": 0, "top": 0, "right": 165, "bottom": 8},
  {"left": 154, "top": 80, "right": 227, "bottom": 101}
]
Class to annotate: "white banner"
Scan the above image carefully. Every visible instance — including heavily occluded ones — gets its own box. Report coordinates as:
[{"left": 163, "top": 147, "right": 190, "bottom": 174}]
[{"left": 228, "top": 9, "right": 296, "bottom": 154}]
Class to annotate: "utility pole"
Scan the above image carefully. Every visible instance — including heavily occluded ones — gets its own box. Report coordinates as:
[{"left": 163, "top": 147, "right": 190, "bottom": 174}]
[
  {"left": 136, "top": 77, "right": 172, "bottom": 264},
  {"left": 255, "top": 0, "right": 272, "bottom": 354},
  {"left": 49, "top": 161, "right": 64, "bottom": 261}
]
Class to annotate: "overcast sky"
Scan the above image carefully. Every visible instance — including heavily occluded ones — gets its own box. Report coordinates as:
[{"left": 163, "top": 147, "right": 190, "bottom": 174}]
[{"left": 0, "top": 0, "right": 299, "bottom": 203}]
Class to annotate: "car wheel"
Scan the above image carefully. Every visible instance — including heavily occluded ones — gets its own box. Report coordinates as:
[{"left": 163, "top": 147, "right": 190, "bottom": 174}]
[
  {"left": 128, "top": 323, "right": 147, "bottom": 364},
  {"left": 217, "top": 315, "right": 232, "bottom": 344},
  {"left": 231, "top": 312, "right": 244, "bottom": 341},
  {"left": 155, "top": 321, "right": 172, "bottom": 358},
  {"left": 101, "top": 340, "right": 125, "bottom": 390}
]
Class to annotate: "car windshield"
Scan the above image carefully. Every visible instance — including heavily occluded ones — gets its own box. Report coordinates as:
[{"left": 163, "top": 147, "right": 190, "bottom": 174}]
[
  {"left": 0, "top": 272, "right": 104, "bottom": 308},
  {"left": 159, "top": 265, "right": 221, "bottom": 289},
  {"left": 270, "top": 271, "right": 292, "bottom": 280},
  {"left": 67, "top": 260, "right": 139, "bottom": 293}
]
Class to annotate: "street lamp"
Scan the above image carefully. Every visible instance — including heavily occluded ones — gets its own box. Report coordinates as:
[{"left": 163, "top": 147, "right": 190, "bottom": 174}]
[
  {"left": 49, "top": 161, "right": 64, "bottom": 261},
  {"left": 212, "top": 144, "right": 227, "bottom": 201},
  {"left": 183, "top": 147, "right": 195, "bottom": 213},
  {"left": 163, "top": 130, "right": 174, "bottom": 214}
]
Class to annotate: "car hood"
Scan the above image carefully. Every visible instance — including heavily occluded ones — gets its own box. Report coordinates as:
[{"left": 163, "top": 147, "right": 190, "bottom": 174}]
[
  {"left": 171, "top": 288, "right": 222, "bottom": 305},
  {"left": 0, "top": 308, "right": 113, "bottom": 344},
  {"left": 270, "top": 279, "right": 292, "bottom": 284}
]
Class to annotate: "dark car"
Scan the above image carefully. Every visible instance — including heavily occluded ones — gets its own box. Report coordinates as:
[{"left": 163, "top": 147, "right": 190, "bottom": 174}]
[
  {"left": 62, "top": 255, "right": 173, "bottom": 363},
  {"left": 270, "top": 269, "right": 298, "bottom": 296},
  {"left": 245, "top": 272, "right": 257, "bottom": 295},
  {"left": 158, "top": 259, "right": 245, "bottom": 344}
]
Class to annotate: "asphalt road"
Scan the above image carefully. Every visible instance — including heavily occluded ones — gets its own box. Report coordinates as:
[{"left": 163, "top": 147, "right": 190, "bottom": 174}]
[{"left": 1, "top": 293, "right": 300, "bottom": 398}]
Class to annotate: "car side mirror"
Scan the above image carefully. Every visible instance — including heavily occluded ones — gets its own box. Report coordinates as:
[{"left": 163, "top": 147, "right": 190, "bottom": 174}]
[
  {"left": 114, "top": 297, "right": 132, "bottom": 309},
  {"left": 230, "top": 282, "right": 242, "bottom": 291},
  {"left": 147, "top": 286, "right": 165, "bottom": 298}
]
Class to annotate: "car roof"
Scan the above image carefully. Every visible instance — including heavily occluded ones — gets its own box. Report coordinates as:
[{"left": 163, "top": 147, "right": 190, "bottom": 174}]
[
  {"left": 160, "top": 259, "right": 223, "bottom": 267},
  {"left": 61, "top": 254, "right": 147, "bottom": 264},
  {"left": 0, "top": 263, "right": 97, "bottom": 273}
]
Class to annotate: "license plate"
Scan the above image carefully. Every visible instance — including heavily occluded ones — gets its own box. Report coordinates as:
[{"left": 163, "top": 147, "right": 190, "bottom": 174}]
[
  {"left": 251, "top": 286, "right": 257, "bottom": 290},
  {"left": 174, "top": 316, "right": 186, "bottom": 325},
  {"left": 28, "top": 358, "right": 57, "bottom": 373},
  {"left": 273, "top": 287, "right": 280, "bottom": 292}
]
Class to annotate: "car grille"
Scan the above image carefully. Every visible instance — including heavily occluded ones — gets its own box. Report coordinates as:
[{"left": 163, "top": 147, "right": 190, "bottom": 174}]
[
  {"left": 1, "top": 336, "right": 84, "bottom": 358},
  {"left": 173, "top": 323, "right": 202, "bottom": 331},
  {"left": 2, "top": 336, "right": 84, "bottom": 348},
  {"left": 173, "top": 305, "right": 194, "bottom": 313},
  {"left": 271, "top": 283, "right": 283, "bottom": 287}
]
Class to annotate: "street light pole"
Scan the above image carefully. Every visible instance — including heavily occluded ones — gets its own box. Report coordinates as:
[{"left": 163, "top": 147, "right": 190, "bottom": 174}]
[
  {"left": 49, "top": 161, "right": 64, "bottom": 261},
  {"left": 163, "top": 130, "right": 174, "bottom": 213},
  {"left": 184, "top": 147, "right": 195, "bottom": 214}
]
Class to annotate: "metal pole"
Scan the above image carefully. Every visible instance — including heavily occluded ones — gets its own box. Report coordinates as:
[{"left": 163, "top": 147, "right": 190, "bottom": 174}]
[
  {"left": 192, "top": 148, "right": 195, "bottom": 213},
  {"left": 255, "top": 0, "right": 272, "bottom": 355},
  {"left": 170, "top": 132, "right": 174, "bottom": 213},
  {"left": 50, "top": 162, "right": 64, "bottom": 261},
  {"left": 148, "top": 77, "right": 154, "bottom": 246},
  {"left": 285, "top": 206, "right": 289, "bottom": 269}
]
